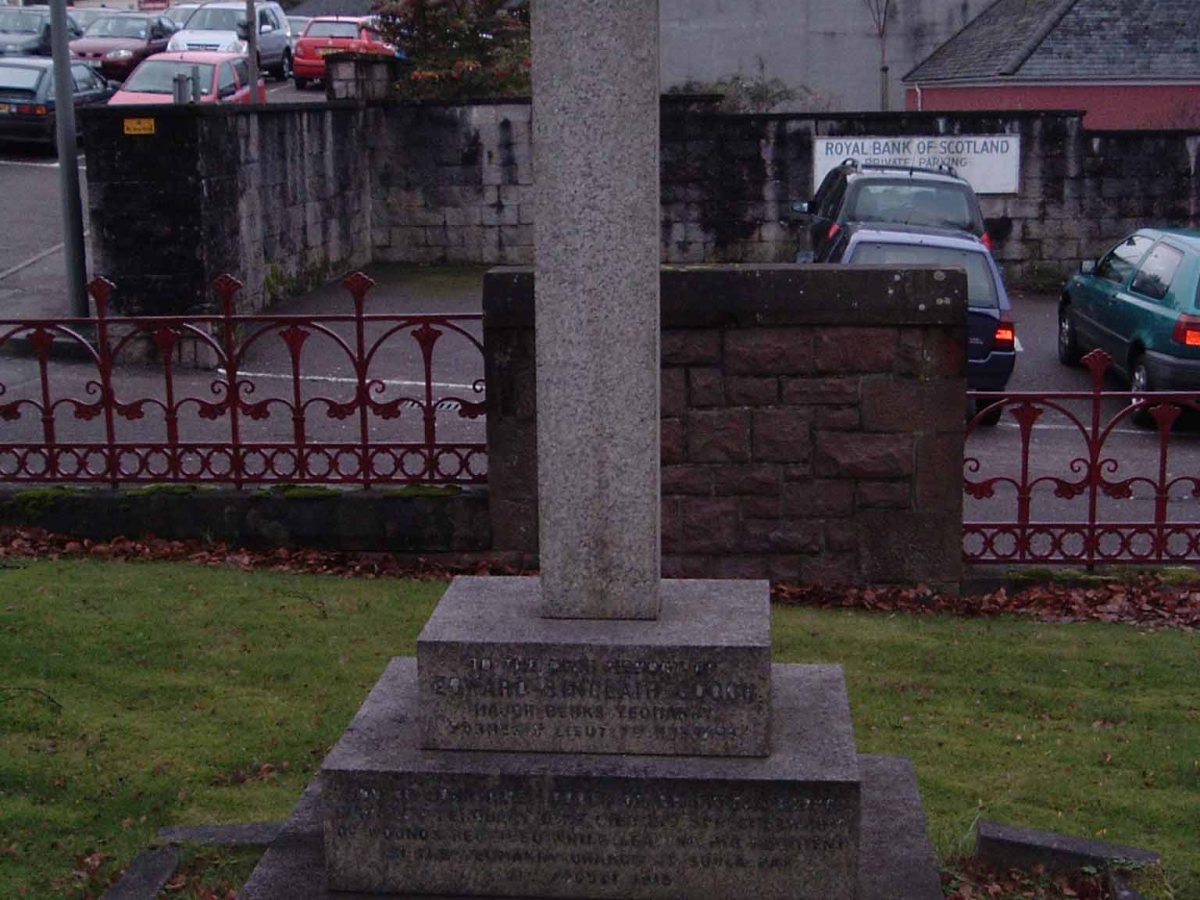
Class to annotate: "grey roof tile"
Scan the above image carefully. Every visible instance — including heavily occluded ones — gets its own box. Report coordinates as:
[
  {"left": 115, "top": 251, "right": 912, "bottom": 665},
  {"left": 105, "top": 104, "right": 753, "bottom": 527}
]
[{"left": 905, "top": 0, "right": 1200, "bottom": 83}]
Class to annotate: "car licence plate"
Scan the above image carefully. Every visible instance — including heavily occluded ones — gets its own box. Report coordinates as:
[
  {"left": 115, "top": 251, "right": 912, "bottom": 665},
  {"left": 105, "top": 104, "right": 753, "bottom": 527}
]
[{"left": 317, "top": 47, "right": 338, "bottom": 56}]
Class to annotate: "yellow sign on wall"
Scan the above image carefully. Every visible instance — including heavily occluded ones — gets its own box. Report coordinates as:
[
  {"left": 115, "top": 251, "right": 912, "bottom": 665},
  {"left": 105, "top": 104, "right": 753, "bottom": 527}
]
[{"left": 123, "top": 118, "right": 156, "bottom": 136}]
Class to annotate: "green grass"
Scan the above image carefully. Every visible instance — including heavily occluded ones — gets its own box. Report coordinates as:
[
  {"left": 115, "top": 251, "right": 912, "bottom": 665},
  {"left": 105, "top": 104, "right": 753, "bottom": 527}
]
[
  {"left": 773, "top": 606, "right": 1198, "bottom": 898},
  {"left": 0, "top": 560, "right": 1196, "bottom": 897},
  {"left": 0, "top": 559, "right": 443, "bottom": 898}
]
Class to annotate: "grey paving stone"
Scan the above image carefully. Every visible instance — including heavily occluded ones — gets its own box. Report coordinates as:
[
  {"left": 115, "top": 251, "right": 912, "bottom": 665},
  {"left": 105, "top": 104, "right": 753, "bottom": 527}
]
[{"left": 101, "top": 846, "right": 179, "bottom": 900}]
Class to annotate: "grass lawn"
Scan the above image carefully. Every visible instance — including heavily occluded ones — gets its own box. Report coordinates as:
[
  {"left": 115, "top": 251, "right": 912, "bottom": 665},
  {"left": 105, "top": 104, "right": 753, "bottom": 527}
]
[{"left": 0, "top": 560, "right": 1195, "bottom": 898}]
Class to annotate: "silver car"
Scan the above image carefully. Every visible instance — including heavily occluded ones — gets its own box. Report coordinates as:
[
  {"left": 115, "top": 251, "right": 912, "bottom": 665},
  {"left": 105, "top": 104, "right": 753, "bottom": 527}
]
[{"left": 166, "top": 0, "right": 291, "bottom": 80}]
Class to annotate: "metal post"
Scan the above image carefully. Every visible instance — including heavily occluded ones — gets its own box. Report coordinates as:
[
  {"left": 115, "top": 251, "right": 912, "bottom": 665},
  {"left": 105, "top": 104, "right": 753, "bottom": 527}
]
[
  {"left": 244, "top": 0, "right": 258, "bottom": 106},
  {"left": 173, "top": 73, "right": 189, "bottom": 104},
  {"left": 191, "top": 65, "right": 201, "bottom": 102},
  {"left": 49, "top": 0, "right": 87, "bottom": 317}
]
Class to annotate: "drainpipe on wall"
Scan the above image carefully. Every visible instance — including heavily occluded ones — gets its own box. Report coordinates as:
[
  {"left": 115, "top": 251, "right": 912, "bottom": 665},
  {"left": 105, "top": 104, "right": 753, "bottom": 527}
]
[{"left": 914, "top": 84, "right": 923, "bottom": 111}]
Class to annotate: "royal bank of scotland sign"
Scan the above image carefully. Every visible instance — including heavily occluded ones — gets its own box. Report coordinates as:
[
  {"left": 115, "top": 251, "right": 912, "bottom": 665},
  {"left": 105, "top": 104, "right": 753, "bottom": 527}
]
[{"left": 813, "top": 135, "right": 1022, "bottom": 194}]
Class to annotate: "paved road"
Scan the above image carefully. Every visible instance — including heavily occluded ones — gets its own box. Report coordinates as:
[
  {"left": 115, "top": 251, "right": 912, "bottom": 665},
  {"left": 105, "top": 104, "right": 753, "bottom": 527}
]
[
  {"left": 2, "top": 129, "right": 1199, "bottom": 551},
  {"left": 966, "top": 289, "right": 1200, "bottom": 561}
]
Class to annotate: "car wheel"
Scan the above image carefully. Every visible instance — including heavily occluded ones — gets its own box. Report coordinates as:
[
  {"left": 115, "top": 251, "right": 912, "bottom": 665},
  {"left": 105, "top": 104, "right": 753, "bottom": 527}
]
[
  {"left": 1130, "top": 354, "right": 1156, "bottom": 427},
  {"left": 1057, "top": 304, "right": 1082, "bottom": 365},
  {"left": 293, "top": 75, "right": 308, "bottom": 90},
  {"left": 972, "top": 397, "right": 1003, "bottom": 428},
  {"left": 275, "top": 50, "right": 291, "bottom": 81}
]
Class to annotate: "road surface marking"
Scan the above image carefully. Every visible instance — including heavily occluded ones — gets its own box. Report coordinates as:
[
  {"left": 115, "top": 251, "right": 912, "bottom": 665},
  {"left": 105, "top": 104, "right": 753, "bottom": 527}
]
[
  {"left": 0, "top": 230, "right": 90, "bottom": 283},
  {"left": 994, "top": 420, "right": 1199, "bottom": 439},
  {"left": 222, "top": 368, "right": 478, "bottom": 392},
  {"left": 1014, "top": 336, "right": 1024, "bottom": 352},
  {"left": 0, "top": 155, "right": 85, "bottom": 170}
]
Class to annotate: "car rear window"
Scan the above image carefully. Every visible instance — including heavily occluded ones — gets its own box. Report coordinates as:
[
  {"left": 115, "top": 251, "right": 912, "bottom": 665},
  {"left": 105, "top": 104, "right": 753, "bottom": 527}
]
[
  {"left": 0, "top": 9, "right": 44, "bottom": 33},
  {"left": 0, "top": 66, "right": 43, "bottom": 91},
  {"left": 123, "top": 60, "right": 214, "bottom": 94},
  {"left": 1130, "top": 243, "right": 1184, "bottom": 302},
  {"left": 183, "top": 8, "right": 244, "bottom": 31},
  {"left": 847, "top": 182, "right": 977, "bottom": 233},
  {"left": 85, "top": 16, "right": 152, "bottom": 38},
  {"left": 305, "top": 21, "right": 359, "bottom": 38},
  {"left": 848, "top": 241, "right": 1000, "bottom": 308}
]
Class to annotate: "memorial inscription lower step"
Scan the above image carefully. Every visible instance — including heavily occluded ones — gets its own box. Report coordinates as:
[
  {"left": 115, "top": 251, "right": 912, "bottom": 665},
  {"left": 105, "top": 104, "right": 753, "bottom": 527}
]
[
  {"left": 320, "top": 658, "right": 860, "bottom": 900},
  {"left": 416, "top": 578, "right": 772, "bottom": 757}
]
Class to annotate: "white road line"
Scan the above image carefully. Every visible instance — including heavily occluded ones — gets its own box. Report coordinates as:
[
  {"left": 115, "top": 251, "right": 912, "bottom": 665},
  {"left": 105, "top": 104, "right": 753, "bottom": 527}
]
[
  {"left": 0, "top": 155, "right": 86, "bottom": 170},
  {"left": 993, "top": 420, "right": 1196, "bottom": 438},
  {"left": 0, "top": 230, "right": 90, "bottom": 283},
  {"left": 1014, "top": 336, "right": 1024, "bottom": 352},
  {"left": 222, "top": 368, "right": 478, "bottom": 391}
]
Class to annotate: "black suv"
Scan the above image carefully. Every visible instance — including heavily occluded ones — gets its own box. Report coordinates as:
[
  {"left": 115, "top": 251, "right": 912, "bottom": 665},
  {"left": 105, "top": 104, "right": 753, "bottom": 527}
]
[{"left": 793, "top": 159, "right": 988, "bottom": 261}]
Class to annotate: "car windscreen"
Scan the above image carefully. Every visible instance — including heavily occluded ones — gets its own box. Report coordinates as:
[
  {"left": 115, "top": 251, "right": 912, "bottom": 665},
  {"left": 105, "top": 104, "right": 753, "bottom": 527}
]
[
  {"left": 182, "top": 8, "right": 244, "bottom": 30},
  {"left": 0, "top": 65, "right": 42, "bottom": 91},
  {"left": 0, "top": 10, "right": 45, "bottom": 33},
  {"left": 123, "top": 60, "right": 214, "bottom": 94},
  {"left": 848, "top": 241, "right": 1000, "bottom": 308},
  {"left": 305, "top": 21, "right": 359, "bottom": 38},
  {"left": 847, "top": 182, "right": 977, "bottom": 233},
  {"left": 85, "top": 16, "right": 151, "bottom": 38}
]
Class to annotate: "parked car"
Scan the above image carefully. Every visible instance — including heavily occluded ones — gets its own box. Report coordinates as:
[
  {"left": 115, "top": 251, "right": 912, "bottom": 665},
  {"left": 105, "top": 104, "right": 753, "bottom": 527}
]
[
  {"left": 0, "top": 56, "right": 114, "bottom": 150},
  {"left": 291, "top": 15, "right": 395, "bottom": 89},
  {"left": 793, "top": 159, "right": 989, "bottom": 262},
  {"left": 70, "top": 12, "right": 177, "bottom": 82},
  {"left": 166, "top": 0, "right": 291, "bottom": 80},
  {"left": 829, "top": 224, "right": 1016, "bottom": 424},
  {"left": 66, "top": 7, "right": 110, "bottom": 32},
  {"left": 164, "top": 4, "right": 202, "bottom": 28},
  {"left": 108, "top": 50, "right": 264, "bottom": 104},
  {"left": 1060, "top": 228, "right": 1200, "bottom": 400},
  {"left": 0, "top": 6, "right": 82, "bottom": 57},
  {"left": 286, "top": 14, "right": 308, "bottom": 49}
]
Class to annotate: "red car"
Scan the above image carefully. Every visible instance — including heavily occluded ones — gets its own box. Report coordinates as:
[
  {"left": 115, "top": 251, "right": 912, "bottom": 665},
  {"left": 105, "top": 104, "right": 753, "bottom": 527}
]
[
  {"left": 291, "top": 16, "right": 395, "bottom": 89},
  {"left": 69, "top": 12, "right": 176, "bottom": 82},
  {"left": 107, "top": 51, "right": 265, "bottom": 104}
]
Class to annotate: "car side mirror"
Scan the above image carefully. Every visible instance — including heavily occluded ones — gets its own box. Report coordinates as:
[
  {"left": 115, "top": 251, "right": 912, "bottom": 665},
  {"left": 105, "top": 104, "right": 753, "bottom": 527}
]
[
  {"left": 791, "top": 200, "right": 811, "bottom": 216},
  {"left": 235, "top": 21, "right": 249, "bottom": 39},
  {"left": 1080, "top": 259, "right": 1096, "bottom": 275}
]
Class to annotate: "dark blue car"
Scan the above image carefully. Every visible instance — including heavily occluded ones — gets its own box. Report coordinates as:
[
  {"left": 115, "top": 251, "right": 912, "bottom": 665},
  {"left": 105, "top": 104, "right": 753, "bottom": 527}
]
[{"left": 827, "top": 224, "right": 1017, "bottom": 424}]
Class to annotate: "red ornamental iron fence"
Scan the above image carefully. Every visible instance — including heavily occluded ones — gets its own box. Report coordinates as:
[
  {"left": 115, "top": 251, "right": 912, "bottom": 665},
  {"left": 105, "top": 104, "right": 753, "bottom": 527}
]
[
  {"left": 0, "top": 272, "right": 486, "bottom": 487},
  {"left": 964, "top": 349, "right": 1200, "bottom": 566}
]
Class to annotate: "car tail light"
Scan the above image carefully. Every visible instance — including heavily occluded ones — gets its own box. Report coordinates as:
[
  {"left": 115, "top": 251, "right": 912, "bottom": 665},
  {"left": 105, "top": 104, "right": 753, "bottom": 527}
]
[
  {"left": 826, "top": 222, "right": 840, "bottom": 242},
  {"left": 994, "top": 314, "right": 1015, "bottom": 351},
  {"left": 1171, "top": 313, "right": 1200, "bottom": 346},
  {"left": 980, "top": 231, "right": 994, "bottom": 251},
  {"left": 16, "top": 104, "right": 46, "bottom": 116}
]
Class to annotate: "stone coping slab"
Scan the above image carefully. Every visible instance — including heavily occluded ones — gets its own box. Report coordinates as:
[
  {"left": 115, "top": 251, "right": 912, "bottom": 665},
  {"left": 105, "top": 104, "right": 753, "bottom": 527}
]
[
  {"left": 417, "top": 577, "right": 771, "bottom": 756},
  {"left": 974, "top": 819, "right": 1160, "bottom": 874},
  {"left": 238, "top": 756, "right": 937, "bottom": 900},
  {"left": 318, "top": 658, "right": 857, "bottom": 899},
  {"left": 483, "top": 267, "right": 968, "bottom": 330}
]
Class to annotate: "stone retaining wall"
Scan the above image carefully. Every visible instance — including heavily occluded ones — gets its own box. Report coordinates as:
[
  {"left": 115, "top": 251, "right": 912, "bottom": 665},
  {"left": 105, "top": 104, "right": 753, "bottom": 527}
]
[
  {"left": 0, "top": 486, "right": 490, "bottom": 554},
  {"left": 484, "top": 266, "right": 966, "bottom": 589},
  {"left": 82, "top": 102, "right": 371, "bottom": 315},
  {"left": 82, "top": 81, "right": 1200, "bottom": 312}
]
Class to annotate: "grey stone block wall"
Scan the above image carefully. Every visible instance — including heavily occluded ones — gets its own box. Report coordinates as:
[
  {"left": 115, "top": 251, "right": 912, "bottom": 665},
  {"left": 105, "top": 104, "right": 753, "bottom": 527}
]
[
  {"left": 83, "top": 73, "right": 1200, "bottom": 311},
  {"left": 82, "top": 102, "right": 371, "bottom": 315},
  {"left": 484, "top": 266, "right": 967, "bottom": 590},
  {"left": 366, "top": 101, "right": 534, "bottom": 267}
]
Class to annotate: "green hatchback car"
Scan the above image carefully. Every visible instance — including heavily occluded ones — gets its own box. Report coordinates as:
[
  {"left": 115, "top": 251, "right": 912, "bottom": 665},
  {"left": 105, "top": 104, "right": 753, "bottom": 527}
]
[{"left": 1059, "top": 228, "right": 1200, "bottom": 393}]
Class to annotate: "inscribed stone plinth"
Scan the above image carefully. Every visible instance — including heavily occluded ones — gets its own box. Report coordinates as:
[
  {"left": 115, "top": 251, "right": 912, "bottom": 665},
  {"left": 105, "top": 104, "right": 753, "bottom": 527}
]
[
  {"left": 322, "top": 658, "right": 860, "bottom": 900},
  {"left": 533, "top": 0, "right": 662, "bottom": 620},
  {"left": 417, "top": 577, "right": 771, "bottom": 756}
]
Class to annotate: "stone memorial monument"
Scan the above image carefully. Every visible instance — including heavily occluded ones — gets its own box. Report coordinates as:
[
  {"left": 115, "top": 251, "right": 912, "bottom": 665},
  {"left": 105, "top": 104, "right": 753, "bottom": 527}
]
[{"left": 240, "top": 1, "right": 942, "bottom": 897}]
